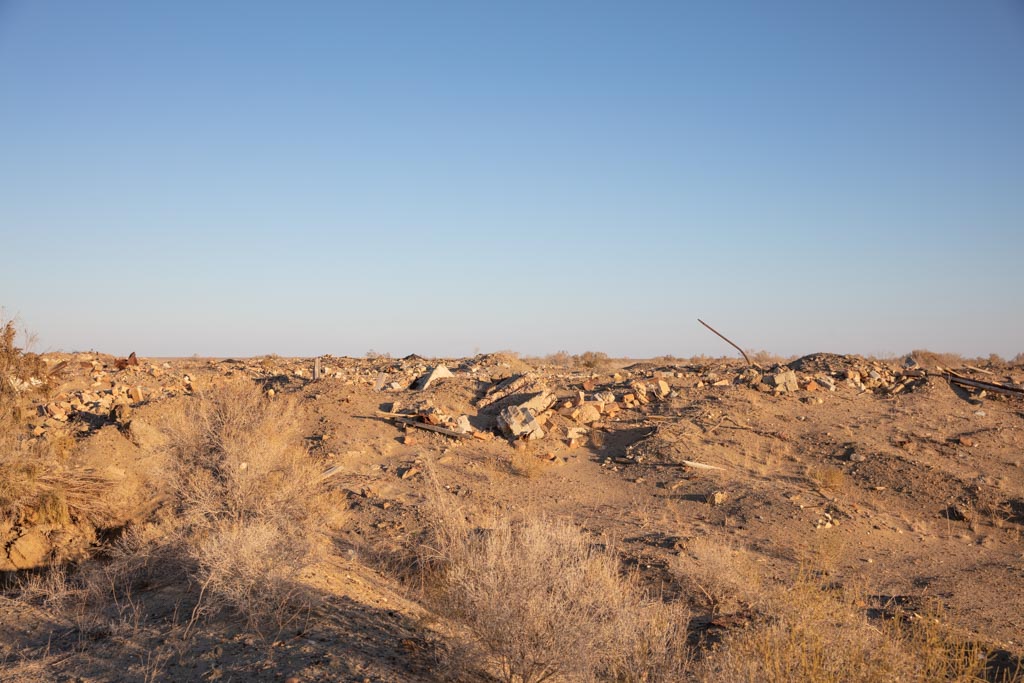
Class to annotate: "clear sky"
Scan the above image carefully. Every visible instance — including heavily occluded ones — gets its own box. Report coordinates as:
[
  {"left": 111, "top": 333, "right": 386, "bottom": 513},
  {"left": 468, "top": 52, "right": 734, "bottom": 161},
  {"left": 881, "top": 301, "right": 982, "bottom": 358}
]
[{"left": 1, "top": 2, "right": 1022, "bottom": 359}]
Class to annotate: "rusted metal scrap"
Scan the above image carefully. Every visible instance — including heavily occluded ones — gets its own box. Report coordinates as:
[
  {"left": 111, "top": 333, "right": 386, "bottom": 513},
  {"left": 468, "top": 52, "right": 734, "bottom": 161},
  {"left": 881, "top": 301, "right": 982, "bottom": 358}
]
[{"left": 697, "top": 319, "right": 760, "bottom": 369}]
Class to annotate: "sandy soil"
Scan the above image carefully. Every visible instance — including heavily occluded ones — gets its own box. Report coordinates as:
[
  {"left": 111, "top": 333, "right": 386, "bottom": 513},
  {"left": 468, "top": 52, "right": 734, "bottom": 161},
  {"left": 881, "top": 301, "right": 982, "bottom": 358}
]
[{"left": 2, "top": 350, "right": 1023, "bottom": 681}]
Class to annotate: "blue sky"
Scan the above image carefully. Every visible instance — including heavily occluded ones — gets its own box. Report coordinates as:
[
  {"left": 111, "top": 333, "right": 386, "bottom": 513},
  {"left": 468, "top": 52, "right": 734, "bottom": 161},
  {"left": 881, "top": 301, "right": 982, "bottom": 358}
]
[{"left": 1, "top": 2, "right": 1022, "bottom": 358}]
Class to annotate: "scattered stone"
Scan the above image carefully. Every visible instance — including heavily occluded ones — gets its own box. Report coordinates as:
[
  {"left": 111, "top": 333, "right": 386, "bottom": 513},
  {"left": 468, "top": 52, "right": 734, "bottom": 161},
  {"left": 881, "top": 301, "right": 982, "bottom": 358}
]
[
  {"left": 497, "top": 405, "right": 545, "bottom": 440},
  {"left": 44, "top": 403, "right": 68, "bottom": 422},
  {"left": 816, "top": 376, "right": 837, "bottom": 391},
  {"left": 762, "top": 369, "right": 799, "bottom": 393},
  {"left": 571, "top": 403, "right": 602, "bottom": 425},
  {"left": 454, "top": 415, "right": 473, "bottom": 434},
  {"left": 520, "top": 391, "right": 556, "bottom": 414},
  {"left": 415, "top": 364, "right": 453, "bottom": 390}
]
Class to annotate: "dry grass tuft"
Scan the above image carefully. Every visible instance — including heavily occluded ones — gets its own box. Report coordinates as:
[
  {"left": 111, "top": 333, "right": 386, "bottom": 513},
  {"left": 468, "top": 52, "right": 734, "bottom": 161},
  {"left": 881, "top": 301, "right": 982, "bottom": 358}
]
[
  {"left": 420, "top": 484, "right": 690, "bottom": 682},
  {"left": 1, "top": 465, "right": 113, "bottom": 527},
  {"left": 909, "top": 349, "right": 966, "bottom": 370},
  {"left": 807, "top": 463, "right": 849, "bottom": 493},
  {"left": 673, "top": 537, "right": 762, "bottom": 617},
  {"left": 701, "top": 573, "right": 1018, "bottom": 682},
  {"left": 0, "top": 430, "right": 114, "bottom": 528},
  {"left": 163, "top": 379, "right": 327, "bottom": 631},
  {"left": 575, "top": 350, "right": 611, "bottom": 369},
  {"left": 0, "top": 316, "right": 47, "bottom": 400}
]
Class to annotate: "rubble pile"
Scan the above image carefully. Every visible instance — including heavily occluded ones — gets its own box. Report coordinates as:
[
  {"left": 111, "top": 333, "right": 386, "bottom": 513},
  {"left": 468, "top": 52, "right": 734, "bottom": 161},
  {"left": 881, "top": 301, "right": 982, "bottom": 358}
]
[{"left": 8, "top": 350, "right": 1020, "bottom": 449}]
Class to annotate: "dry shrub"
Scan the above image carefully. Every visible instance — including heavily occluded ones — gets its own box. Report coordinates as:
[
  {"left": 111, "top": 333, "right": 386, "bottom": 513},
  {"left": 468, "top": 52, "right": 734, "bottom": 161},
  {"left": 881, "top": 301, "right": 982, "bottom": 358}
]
[
  {"left": 673, "top": 537, "right": 762, "bottom": 617},
  {"left": 0, "top": 439, "right": 114, "bottom": 527},
  {"left": 534, "top": 350, "right": 572, "bottom": 368},
  {"left": 508, "top": 450, "right": 548, "bottom": 479},
  {"left": 193, "top": 521, "right": 313, "bottom": 633},
  {"left": 164, "top": 380, "right": 326, "bottom": 631},
  {"left": 700, "top": 574, "right": 1014, "bottom": 682},
  {"left": 807, "top": 464, "right": 849, "bottom": 493},
  {"left": 748, "top": 350, "right": 787, "bottom": 366},
  {"left": 1, "top": 316, "right": 109, "bottom": 529},
  {"left": 0, "top": 316, "right": 47, "bottom": 399},
  {"left": 421, "top": 488, "right": 690, "bottom": 682},
  {"left": 575, "top": 350, "right": 611, "bottom": 369},
  {"left": 909, "top": 349, "right": 966, "bottom": 370}
]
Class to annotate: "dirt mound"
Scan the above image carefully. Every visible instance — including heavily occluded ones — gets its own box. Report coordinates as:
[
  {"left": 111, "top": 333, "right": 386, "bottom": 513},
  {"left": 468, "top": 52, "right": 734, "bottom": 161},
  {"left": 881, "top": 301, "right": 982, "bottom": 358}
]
[{"left": 3, "top": 350, "right": 1024, "bottom": 681}]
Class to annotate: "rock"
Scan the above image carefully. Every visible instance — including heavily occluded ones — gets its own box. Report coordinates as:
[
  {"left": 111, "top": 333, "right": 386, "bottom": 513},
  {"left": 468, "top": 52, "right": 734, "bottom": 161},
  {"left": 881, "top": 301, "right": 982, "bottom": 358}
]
[
  {"left": 497, "top": 405, "right": 545, "bottom": 440},
  {"left": 815, "top": 376, "right": 837, "bottom": 391},
  {"left": 45, "top": 403, "right": 68, "bottom": 421},
  {"left": 848, "top": 448, "right": 867, "bottom": 462},
  {"left": 454, "top": 415, "right": 473, "bottom": 434},
  {"left": 762, "top": 369, "right": 799, "bottom": 393},
  {"left": 416, "top": 364, "right": 453, "bottom": 390},
  {"left": 129, "top": 386, "right": 144, "bottom": 403},
  {"left": 571, "top": 403, "right": 602, "bottom": 424},
  {"left": 520, "top": 391, "right": 555, "bottom": 414}
]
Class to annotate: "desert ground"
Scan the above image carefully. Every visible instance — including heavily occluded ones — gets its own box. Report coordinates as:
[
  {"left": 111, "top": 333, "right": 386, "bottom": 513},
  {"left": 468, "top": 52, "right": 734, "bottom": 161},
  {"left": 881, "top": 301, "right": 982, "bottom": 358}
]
[{"left": 2, "top": 325, "right": 1023, "bottom": 682}]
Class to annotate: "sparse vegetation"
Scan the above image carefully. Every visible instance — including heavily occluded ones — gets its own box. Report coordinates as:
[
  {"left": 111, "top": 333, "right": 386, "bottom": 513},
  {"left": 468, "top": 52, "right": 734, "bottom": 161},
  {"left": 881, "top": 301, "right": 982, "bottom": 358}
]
[
  {"left": 419, "top": 487, "right": 690, "bottom": 682},
  {"left": 575, "top": 350, "right": 611, "bottom": 369},
  {"left": 3, "top": 337, "right": 1023, "bottom": 681},
  {"left": 1, "top": 315, "right": 114, "bottom": 545},
  {"left": 807, "top": 463, "right": 849, "bottom": 493},
  {"left": 747, "top": 349, "right": 788, "bottom": 366},
  {"left": 163, "top": 379, "right": 328, "bottom": 631},
  {"left": 672, "top": 537, "right": 762, "bottom": 618},
  {"left": 701, "top": 573, "right": 1013, "bottom": 682},
  {"left": 538, "top": 349, "right": 573, "bottom": 367},
  {"left": 909, "top": 349, "right": 967, "bottom": 370}
]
